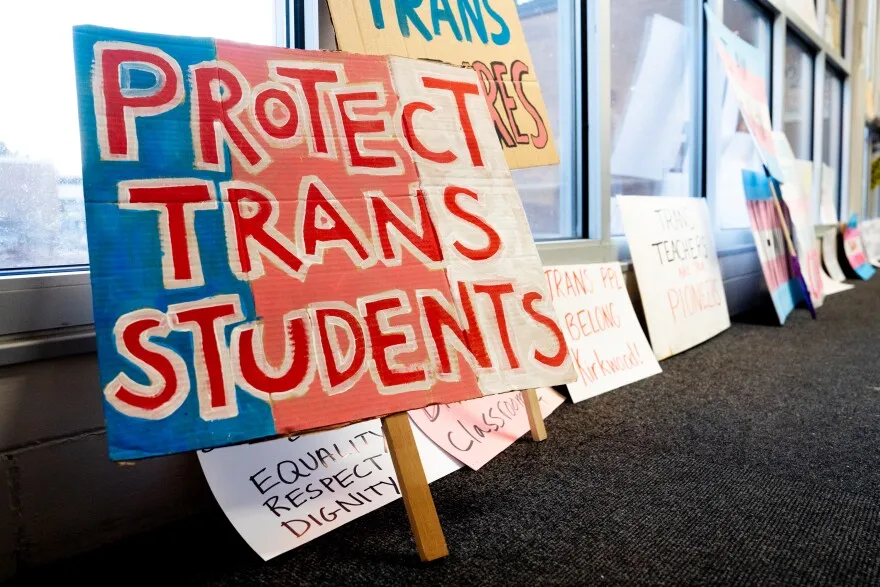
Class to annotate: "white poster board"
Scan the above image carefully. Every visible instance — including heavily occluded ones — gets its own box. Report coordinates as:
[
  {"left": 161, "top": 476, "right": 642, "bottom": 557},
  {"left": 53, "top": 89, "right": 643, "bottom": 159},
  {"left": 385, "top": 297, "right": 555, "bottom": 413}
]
[
  {"left": 821, "top": 227, "right": 851, "bottom": 290},
  {"left": 543, "top": 263, "right": 661, "bottom": 402},
  {"left": 819, "top": 163, "right": 839, "bottom": 225},
  {"left": 618, "top": 196, "right": 730, "bottom": 360},
  {"left": 198, "top": 419, "right": 462, "bottom": 561},
  {"left": 860, "top": 218, "right": 880, "bottom": 267},
  {"left": 821, "top": 270, "right": 854, "bottom": 295}
]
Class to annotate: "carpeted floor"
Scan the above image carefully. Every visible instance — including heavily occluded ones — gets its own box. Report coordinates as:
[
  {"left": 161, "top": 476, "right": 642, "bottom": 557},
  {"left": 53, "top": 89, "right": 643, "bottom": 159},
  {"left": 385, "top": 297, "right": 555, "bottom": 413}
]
[{"left": 10, "top": 278, "right": 880, "bottom": 586}]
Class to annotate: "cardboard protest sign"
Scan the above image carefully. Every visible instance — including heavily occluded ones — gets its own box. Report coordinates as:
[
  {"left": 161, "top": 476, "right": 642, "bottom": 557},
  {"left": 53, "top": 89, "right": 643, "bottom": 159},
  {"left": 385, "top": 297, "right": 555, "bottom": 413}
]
[
  {"left": 772, "top": 132, "right": 823, "bottom": 307},
  {"left": 198, "top": 417, "right": 461, "bottom": 560},
  {"left": 543, "top": 263, "right": 661, "bottom": 402},
  {"left": 705, "top": 4, "right": 783, "bottom": 181},
  {"left": 819, "top": 163, "right": 838, "bottom": 225},
  {"left": 408, "top": 387, "right": 564, "bottom": 470},
  {"left": 73, "top": 26, "right": 574, "bottom": 460},
  {"left": 326, "top": 0, "right": 557, "bottom": 169},
  {"left": 843, "top": 215, "right": 876, "bottom": 280},
  {"left": 741, "top": 171, "right": 805, "bottom": 324},
  {"left": 617, "top": 196, "right": 730, "bottom": 360},
  {"left": 821, "top": 228, "right": 850, "bottom": 285}
]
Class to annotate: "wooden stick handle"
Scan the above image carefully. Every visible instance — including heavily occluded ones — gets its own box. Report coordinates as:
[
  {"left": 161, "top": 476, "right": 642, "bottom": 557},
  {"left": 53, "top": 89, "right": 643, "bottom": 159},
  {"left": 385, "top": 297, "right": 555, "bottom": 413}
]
[
  {"left": 768, "top": 178, "right": 798, "bottom": 258},
  {"left": 381, "top": 412, "right": 448, "bottom": 562},
  {"left": 521, "top": 388, "right": 547, "bottom": 442}
]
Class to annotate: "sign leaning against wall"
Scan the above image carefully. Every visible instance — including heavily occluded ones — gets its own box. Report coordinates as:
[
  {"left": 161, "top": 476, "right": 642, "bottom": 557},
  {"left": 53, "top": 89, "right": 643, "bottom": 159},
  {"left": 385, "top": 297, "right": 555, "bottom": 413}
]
[{"left": 72, "top": 25, "right": 575, "bottom": 460}]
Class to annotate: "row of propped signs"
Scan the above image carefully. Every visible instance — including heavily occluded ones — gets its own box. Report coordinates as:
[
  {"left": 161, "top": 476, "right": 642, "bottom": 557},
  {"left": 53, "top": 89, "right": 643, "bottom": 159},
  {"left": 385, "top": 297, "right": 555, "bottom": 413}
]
[
  {"left": 69, "top": 2, "right": 875, "bottom": 563},
  {"left": 200, "top": 213, "right": 879, "bottom": 562}
]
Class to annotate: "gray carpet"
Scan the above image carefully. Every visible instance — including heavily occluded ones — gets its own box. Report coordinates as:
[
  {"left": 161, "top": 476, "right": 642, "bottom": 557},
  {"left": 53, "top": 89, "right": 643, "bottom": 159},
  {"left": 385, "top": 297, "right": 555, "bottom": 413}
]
[{"left": 11, "top": 278, "right": 880, "bottom": 586}]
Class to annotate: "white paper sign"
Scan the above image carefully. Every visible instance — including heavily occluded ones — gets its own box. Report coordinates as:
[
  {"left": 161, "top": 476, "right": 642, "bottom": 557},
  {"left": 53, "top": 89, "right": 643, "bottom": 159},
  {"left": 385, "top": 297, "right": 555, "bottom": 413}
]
[
  {"left": 543, "top": 263, "right": 661, "bottom": 402},
  {"left": 819, "top": 163, "right": 838, "bottom": 225},
  {"left": 198, "top": 419, "right": 462, "bottom": 561},
  {"left": 860, "top": 218, "right": 880, "bottom": 267},
  {"left": 821, "top": 269, "right": 854, "bottom": 295},
  {"left": 821, "top": 227, "right": 848, "bottom": 284},
  {"left": 618, "top": 196, "right": 730, "bottom": 360}
]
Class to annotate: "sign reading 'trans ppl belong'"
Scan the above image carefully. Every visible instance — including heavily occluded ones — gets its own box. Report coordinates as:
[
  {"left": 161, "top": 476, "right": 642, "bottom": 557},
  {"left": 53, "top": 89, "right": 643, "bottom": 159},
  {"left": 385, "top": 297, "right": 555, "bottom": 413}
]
[
  {"left": 618, "top": 196, "right": 730, "bottom": 360},
  {"left": 543, "top": 263, "right": 661, "bottom": 402},
  {"left": 73, "top": 26, "right": 574, "bottom": 460}
]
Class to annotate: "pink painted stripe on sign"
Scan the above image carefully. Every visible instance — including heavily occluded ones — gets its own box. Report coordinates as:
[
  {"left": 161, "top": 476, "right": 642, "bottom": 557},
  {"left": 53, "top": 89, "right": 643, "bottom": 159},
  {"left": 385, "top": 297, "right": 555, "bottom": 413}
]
[{"left": 718, "top": 49, "right": 768, "bottom": 102}]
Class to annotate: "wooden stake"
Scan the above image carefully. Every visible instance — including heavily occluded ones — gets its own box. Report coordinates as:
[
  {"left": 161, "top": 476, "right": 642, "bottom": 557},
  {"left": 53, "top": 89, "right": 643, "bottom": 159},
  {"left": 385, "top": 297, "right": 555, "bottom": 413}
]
[
  {"left": 521, "top": 388, "right": 547, "bottom": 441},
  {"left": 381, "top": 412, "right": 448, "bottom": 562},
  {"left": 767, "top": 179, "right": 798, "bottom": 258}
]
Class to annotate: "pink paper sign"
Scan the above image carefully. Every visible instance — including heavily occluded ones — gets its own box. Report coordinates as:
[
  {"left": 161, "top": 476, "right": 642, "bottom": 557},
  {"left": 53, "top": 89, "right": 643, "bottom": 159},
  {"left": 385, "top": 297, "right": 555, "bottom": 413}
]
[{"left": 408, "top": 387, "right": 565, "bottom": 470}]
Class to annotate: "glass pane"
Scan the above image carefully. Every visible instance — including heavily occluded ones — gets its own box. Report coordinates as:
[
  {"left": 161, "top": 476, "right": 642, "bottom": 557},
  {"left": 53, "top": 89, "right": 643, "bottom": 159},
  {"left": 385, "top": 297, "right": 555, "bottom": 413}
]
[
  {"left": 0, "top": 1, "right": 277, "bottom": 271},
  {"left": 783, "top": 33, "right": 815, "bottom": 160},
  {"left": 609, "top": 0, "right": 694, "bottom": 235},
  {"left": 822, "top": 67, "right": 844, "bottom": 213},
  {"left": 708, "top": 0, "right": 773, "bottom": 230},
  {"left": 514, "top": 0, "right": 579, "bottom": 240}
]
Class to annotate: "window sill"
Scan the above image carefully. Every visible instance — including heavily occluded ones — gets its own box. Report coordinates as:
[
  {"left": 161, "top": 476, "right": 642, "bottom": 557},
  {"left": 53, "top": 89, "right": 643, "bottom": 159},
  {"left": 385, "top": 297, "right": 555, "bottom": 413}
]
[
  {"left": 0, "top": 270, "right": 93, "bottom": 337},
  {"left": 0, "top": 325, "right": 96, "bottom": 367}
]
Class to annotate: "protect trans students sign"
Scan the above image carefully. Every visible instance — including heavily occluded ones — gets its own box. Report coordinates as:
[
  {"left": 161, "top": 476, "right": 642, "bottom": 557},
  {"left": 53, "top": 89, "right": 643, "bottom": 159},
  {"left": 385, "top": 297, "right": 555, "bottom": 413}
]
[{"left": 72, "top": 26, "right": 574, "bottom": 460}]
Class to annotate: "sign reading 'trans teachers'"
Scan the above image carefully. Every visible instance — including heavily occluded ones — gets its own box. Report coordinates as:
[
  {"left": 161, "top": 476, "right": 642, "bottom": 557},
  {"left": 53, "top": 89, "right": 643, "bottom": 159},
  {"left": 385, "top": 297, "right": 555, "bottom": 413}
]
[{"left": 618, "top": 197, "right": 730, "bottom": 360}]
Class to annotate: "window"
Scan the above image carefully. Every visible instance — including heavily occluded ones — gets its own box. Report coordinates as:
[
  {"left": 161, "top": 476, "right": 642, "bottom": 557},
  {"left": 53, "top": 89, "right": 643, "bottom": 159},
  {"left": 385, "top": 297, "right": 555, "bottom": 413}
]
[
  {"left": 513, "top": 0, "right": 582, "bottom": 241},
  {"left": 707, "top": 0, "right": 773, "bottom": 230},
  {"left": 822, "top": 65, "right": 844, "bottom": 213},
  {"left": 608, "top": 0, "right": 696, "bottom": 235},
  {"left": 0, "top": 1, "right": 278, "bottom": 272},
  {"left": 783, "top": 33, "right": 815, "bottom": 159}
]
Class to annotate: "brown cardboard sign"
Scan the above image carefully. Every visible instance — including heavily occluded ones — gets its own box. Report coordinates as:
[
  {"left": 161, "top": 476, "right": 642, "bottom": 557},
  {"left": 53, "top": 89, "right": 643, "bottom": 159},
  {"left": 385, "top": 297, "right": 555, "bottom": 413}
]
[{"left": 327, "top": 0, "right": 559, "bottom": 169}]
